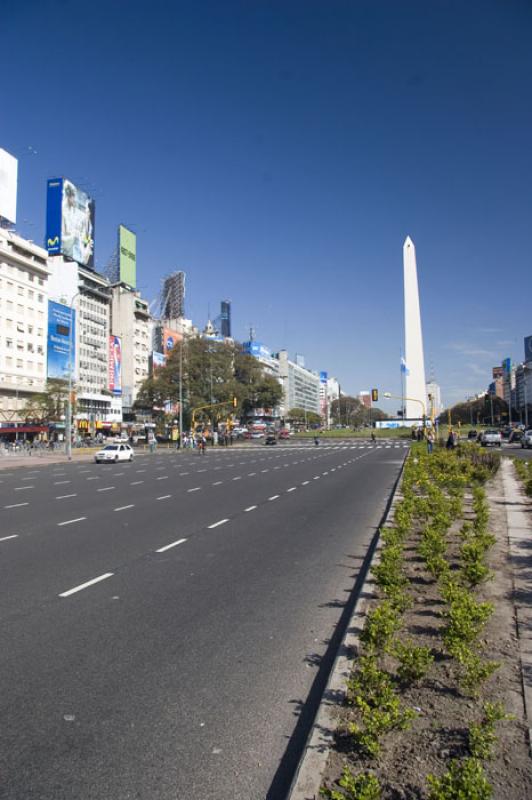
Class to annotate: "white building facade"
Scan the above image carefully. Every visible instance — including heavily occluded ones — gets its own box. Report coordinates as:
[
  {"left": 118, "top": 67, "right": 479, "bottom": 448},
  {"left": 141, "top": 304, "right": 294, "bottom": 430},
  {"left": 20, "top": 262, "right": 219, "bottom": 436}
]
[
  {"left": 0, "top": 229, "right": 49, "bottom": 423},
  {"left": 110, "top": 285, "right": 151, "bottom": 415},
  {"left": 276, "top": 350, "right": 320, "bottom": 417}
]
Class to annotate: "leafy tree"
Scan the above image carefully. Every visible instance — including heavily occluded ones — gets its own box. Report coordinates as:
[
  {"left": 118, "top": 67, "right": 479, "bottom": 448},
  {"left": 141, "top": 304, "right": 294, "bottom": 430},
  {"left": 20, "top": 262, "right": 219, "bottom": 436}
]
[
  {"left": 438, "top": 396, "right": 508, "bottom": 426},
  {"left": 21, "top": 379, "right": 72, "bottom": 422},
  {"left": 288, "top": 407, "right": 322, "bottom": 426},
  {"left": 331, "top": 395, "right": 388, "bottom": 427}
]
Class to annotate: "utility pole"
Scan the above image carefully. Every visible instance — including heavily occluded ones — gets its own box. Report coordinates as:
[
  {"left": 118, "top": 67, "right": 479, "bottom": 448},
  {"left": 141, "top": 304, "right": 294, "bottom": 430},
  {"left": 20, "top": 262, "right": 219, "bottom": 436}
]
[
  {"left": 66, "top": 292, "right": 80, "bottom": 461},
  {"left": 490, "top": 393, "right": 494, "bottom": 426},
  {"left": 179, "top": 339, "right": 183, "bottom": 441}
]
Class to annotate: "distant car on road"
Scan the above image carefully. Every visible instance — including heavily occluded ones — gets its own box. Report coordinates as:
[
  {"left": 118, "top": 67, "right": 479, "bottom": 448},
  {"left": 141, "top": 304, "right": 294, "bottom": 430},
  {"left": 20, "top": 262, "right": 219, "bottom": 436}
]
[
  {"left": 521, "top": 430, "right": 532, "bottom": 449},
  {"left": 95, "top": 443, "right": 134, "bottom": 463},
  {"left": 479, "top": 429, "right": 502, "bottom": 447},
  {"left": 509, "top": 429, "right": 524, "bottom": 444}
]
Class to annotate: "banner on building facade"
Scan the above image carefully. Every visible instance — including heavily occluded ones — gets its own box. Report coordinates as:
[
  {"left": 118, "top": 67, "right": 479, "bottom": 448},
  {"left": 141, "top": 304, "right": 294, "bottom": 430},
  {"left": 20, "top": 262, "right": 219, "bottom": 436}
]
[
  {"left": 108, "top": 335, "right": 122, "bottom": 396},
  {"left": 47, "top": 300, "right": 75, "bottom": 380}
]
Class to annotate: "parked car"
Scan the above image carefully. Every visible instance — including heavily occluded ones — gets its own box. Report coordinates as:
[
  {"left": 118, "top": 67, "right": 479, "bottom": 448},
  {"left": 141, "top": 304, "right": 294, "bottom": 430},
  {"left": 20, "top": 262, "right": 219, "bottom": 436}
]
[
  {"left": 95, "top": 443, "right": 134, "bottom": 463},
  {"left": 479, "top": 429, "right": 502, "bottom": 447},
  {"left": 278, "top": 429, "right": 291, "bottom": 439},
  {"left": 521, "top": 430, "right": 532, "bottom": 449},
  {"left": 509, "top": 429, "right": 524, "bottom": 444}
]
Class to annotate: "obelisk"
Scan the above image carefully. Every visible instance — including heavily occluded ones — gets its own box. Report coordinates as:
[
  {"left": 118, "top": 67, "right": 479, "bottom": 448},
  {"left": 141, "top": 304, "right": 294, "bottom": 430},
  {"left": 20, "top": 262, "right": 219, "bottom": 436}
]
[{"left": 403, "top": 236, "right": 427, "bottom": 419}]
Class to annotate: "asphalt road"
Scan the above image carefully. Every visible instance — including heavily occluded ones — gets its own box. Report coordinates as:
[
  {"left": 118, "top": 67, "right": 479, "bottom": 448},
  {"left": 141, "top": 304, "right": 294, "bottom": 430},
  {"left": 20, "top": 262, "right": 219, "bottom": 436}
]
[{"left": 0, "top": 440, "right": 408, "bottom": 800}]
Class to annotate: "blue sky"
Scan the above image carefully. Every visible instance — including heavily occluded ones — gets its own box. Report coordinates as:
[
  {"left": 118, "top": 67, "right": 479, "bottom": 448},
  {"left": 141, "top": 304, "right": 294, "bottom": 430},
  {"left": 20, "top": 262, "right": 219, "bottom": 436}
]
[{"left": 3, "top": 0, "right": 532, "bottom": 409}]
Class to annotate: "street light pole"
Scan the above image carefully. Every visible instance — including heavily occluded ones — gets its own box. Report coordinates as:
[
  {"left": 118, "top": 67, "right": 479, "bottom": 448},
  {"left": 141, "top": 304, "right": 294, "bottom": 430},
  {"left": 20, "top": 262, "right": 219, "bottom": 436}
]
[
  {"left": 66, "top": 292, "right": 80, "bottom": 461},
  {"left": 179, "top": 339, "right": 183, "bottom": 442}
]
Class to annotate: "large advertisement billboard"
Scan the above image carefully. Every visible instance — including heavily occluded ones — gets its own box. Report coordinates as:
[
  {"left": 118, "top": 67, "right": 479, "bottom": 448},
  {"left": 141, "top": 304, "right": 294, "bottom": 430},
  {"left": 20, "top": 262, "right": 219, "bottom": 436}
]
[
  {"left": 118, "top": 225, "right": 136, "bottom": 288},
  {"left": 163, "top": 328, "right": 182, "bottom": 356},
  {"left": 0, "top": 148, "right": 18, "bottom": 224},
  {"left": 524, "top": 336, "right": 532, "bottom": 363},
  {"left": 47, "top": 301, "right": 75, "bottom": 380},
  {"left": 152, "top": 351, "right": 166, "bottom": 371},
  {"left": 108, "top": 335, "right": 122, "bottom": 396},
  {"left": 46, "top": 178, "right": 95, "bottom": 268}
]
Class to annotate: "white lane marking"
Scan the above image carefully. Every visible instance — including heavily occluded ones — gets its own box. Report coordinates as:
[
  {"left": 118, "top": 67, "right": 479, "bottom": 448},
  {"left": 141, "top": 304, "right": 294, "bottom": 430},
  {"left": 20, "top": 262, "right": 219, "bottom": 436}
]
[
  {"left": 322, "top": 471, "right": 329, "bottom": 475},
  {"left": 188, "top": 487, "right": 201, "bottom": 493},
  {"left": 114, "top": 504, "right": 134, "bottom": 511},
  {"left": 14, "top": 486, "right": 34, "bottom": 491},
  {"left": 21, "top": 477, "right": 35, "bottom": 481},
  {"left": 157, "top": 476, "right": 169, "bottom": 480},
  {"left": 97, "top": 486, "right": 115, "bottom": 492},
  {"left": 287, "top": 487, "right": 297, "bottom": 492},
  {"left": 301, "top": 480, "right": 310, "bottom": 485},
  {"left": 156, "top": 537, "right": 187, "bottom": 553},
  {"left": 130, "top": 480, "right": 144, "bottom": 485},
  {"left": 59, "top": 572, "right": 114, "bottom": 598},
  {"left": 0, "top": 534, "right": 18, "bottom": 542},
  {"left": 180, "top": 472, "right": 190, "bottom": 476},
  {"left": 232, "top": 476, "right": 242, "bottom": 481},
  {"left": 245, "top": 505, "right": 257, "bottom": 512},
  {"left": 56, "top": 493, "right": 77, "bottom": 500},
  {"left": 208, "top": 518, "right": 229, "bottom": 529},
  {"left": 86, "top": 476, "right": 100, "bottom": 481},
  {"left": 261, "top": 469, "right": 269, "bottom": 473},
  {"left": 248, "top": 472, "right": 256, "bottom": 476},
  {"left": 313, "top": 476, "right": 320, "bottom": 480},
  {"left": 5, "top": 502, "right": 29, "bottom": 509},
  {"left": 58, "top": 517, "right": 86, "bottom": 526},
  {"left": 136, "top": 469, "right": 146, "bottom": 473},
  {"left": 78, "top": 469, "right": 91, "bottom": 473},
  {"left": 113, "top": 472, "right": 125, "bottom": 476},
  {"left": 197, "top": 469, "right": 207, "bottom": 473},
  {"left": 54, "top": 480, "right": 70, "bottom": 485},
  {"left": 157, "top": 495, "right": 172, "bottom": 500},
  {"left": 212, "top": 481, "right": 223, "bottom": 486},
  {"left": 268, "top": 495, "right": 280, "bottom": 501}
]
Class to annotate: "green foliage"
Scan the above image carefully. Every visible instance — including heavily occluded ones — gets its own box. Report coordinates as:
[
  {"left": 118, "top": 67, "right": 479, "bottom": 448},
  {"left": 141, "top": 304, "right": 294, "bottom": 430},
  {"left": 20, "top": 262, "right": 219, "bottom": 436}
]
[
  {"left": 348, "top": 694, "right": 415, "bottom": 757},
  {"left": 469, "top": 702, "right": 512, "bottom": 760},
  {"left": 442, "top": 585, "right": 493, "bottom": 649},
  {"left": 360, "top": 601, "right": 401, "bottom": 653},
  {"left": 393, "top": 640, "right": 434, "bottom": 684},
  {"left": 320, "top": 767, "right": 381, "bottom": 800},
  {"left": 418, "top": 524, "right": 449, "bottom": 579},
  {"left": 427, "top": 758, "right": 492, "bottom": 800},
  {"left": 459, "top": 539, "right": 492, "bottom": 587}
]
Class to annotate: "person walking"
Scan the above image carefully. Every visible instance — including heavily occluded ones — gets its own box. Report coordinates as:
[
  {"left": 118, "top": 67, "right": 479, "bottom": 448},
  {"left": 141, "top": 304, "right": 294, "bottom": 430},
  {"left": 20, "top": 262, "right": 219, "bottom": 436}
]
[
  {"left": 446, "top": 429, "right": 455, "bottom": 450},
  {"left": 426, "top": 428, "right": 434, "bottom": 454}
]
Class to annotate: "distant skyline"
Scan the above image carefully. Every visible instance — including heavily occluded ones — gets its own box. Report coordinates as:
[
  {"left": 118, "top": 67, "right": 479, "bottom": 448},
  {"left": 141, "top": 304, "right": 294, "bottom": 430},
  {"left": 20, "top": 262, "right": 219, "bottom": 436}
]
[{"left": 3, "top": 0, "right": 532, "bottom": 410}]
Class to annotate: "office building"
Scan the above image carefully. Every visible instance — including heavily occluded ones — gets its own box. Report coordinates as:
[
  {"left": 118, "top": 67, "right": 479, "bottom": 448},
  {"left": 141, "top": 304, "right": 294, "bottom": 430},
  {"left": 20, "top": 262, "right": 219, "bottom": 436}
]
[
  {"left": 161, "top": 271, "right": 186, "bottom": 320},
  {"left": 276, "top": 350, "right": 320, "bottom": 417},
  {"left": 110, "top": 285, "right": 151, "bottom": 416}
]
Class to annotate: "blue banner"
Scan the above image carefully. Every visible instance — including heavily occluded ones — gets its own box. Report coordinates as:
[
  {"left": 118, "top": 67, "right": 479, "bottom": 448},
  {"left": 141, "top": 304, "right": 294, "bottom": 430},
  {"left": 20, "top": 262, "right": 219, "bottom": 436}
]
[
  {"left": 47, "top": 300, "right": 75, "bottom": 380},
  {"left": 46, "top": 178, "right": 63, "bottom": 255}
]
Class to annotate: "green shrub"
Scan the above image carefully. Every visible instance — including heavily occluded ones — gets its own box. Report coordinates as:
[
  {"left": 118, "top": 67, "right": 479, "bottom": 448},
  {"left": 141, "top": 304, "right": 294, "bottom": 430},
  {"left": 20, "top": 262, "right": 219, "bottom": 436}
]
[
  {"left": 393, "top": 640, "right": 434, "bottom": 684},
  {"left": 442, "top": 586, "right": 493, "bottom": 649},
  {"left": 320, "top": 767, "right": 381, "bottom": 800},
  {"left": 360, "top": 601, "right": 401, "bottom": 653},
  {"left": 459, "top": 540, "right": 492, "bottom": 587},
  {"left": 348, "top": 693, "right": 415, "bottom": 757},
  {"left": 427, "top": 758, "right": 492, "bottom": 799},
  {"left": 347, "top": 655, "right": 391, "bottom": 707},
  {"left": 468, "top": 702, "right": 512, "bottom": 760}
]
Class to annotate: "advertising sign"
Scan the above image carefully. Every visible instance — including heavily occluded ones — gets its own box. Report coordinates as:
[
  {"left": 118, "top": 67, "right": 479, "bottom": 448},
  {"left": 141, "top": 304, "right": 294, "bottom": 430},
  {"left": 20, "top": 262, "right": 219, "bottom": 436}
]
[
  {"left": 47, "top": 301, "right": 75, "bottom": 380},
  {"left": 319, "top": 371, "right": 328, "bottom": 384},
  {"left": 524, "top": 336, "right": 532, "bottom": 363},
  {"left": 46, "top": 177, "right": 95, "bottom": 268},
  {"left": 152, "top": 351, "right": 166, "bottom": 371},
  {"left": 118, "top": 225, "right": 136, "bottom": 288},
  {"left": 108, "top": 335, "right": 122, "bottom": 396},
  {"left": 503, "top": 357, "right": 512, "bottom": 376},
  {"left": 242, "top": 341, "right": 271, "bottom": 360},
  {"left": 0, "top": 148, "right": 18, "bottom": 224},
  {"left": 163, "top": 328, "right": 181, "bottom": 356}
]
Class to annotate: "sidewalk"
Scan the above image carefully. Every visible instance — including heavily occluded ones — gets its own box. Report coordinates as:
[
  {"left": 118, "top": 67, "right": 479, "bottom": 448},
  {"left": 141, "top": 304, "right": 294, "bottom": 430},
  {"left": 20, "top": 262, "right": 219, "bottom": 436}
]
[
  {"left": 0, "top": 449, "right": 95, "bottom": 470},
  {"left": 501, "top": 457, "right": 532, "bottom": 751}
]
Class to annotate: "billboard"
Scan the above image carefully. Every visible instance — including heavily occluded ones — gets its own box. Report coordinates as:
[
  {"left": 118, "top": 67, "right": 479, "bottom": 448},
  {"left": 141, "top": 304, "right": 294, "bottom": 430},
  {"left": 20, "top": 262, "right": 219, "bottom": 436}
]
[
  {"left": 47, "top": 301, "right": 75, "bottom": 380},
  {"left": 525, "top": 336, "right": 532, "bottom": 363},
  {"left": 108, "top": 335, "right": 122, "bottom": 396},
  {"left": 502, "top": 357, "right": 512, "bottom": 376},
  {"left": 46, "top": 178, "right": 95, "bottom": 268},
  {"left": 118, "top": 225, "right": 136, "bottom": 288},
  {"left": 0, "top": 148, "right": 18, "bottom": 224},
  {"left": 152, "top": 351, "right": 166, "bottom": 371},
  {"left": 163, "top": 328, "right": 182, "bottom": 356},
  {"left": 242, "top": 341, "right": 271, "bottom": 360}
]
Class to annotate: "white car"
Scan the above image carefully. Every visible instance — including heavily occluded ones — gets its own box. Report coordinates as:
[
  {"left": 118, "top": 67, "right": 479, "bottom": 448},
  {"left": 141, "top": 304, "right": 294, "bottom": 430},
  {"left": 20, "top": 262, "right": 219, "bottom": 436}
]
[
  {"left": 479, "top": 429, "right": 502, "bottom": 447},
  {"left": 521, "top": 430, "right": 532, "bottom": 449},
  {"left": 95, "top": 443, "right": 134, "bottom": 463}
]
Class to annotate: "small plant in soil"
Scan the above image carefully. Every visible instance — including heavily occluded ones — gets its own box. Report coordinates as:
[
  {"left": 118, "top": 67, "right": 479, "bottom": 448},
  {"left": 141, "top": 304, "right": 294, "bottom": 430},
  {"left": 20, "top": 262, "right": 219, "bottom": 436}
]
[
  {"left": 459, "top": 539, "right": 493, "bottom": 587},
  {"left": 441, "top": 583, "right": 493, "bottom": 647},
  {"left": 360, "top": 601, "right": 401, "bottom": 653},
  {"left": 320, "top": 766, "right": 381, "bottom": 800},
  {"left": 468, "top": 702, "right": 513, "bottom": 760},
  {"left": 348, "top": 692, "right": 416, "bottom": 757},
  {"left": 392, "top": 639, "right": 434, "bottom": 684},
  {"left": 427, "top": 757, "right": 492, "bottom": 800}
]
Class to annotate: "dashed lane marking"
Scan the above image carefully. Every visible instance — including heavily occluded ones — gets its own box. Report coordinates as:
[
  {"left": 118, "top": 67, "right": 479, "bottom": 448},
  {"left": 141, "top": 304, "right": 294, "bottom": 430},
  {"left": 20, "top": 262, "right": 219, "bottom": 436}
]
[
  {"left": 0, "top": 534, "right": 18, "bottom": 542},
  {"left": 130, "top": 480, "right": 143, "bottom": 485},
  {"left": 268, "top": 495, "right": 280, "bottom": 501},
  {"left": 208, "top": 518, "right": 229, "bottom": 529},
  {"left": 188, "top": 487, "right": 201, "bottom": 492},
  {"left": 56, "top": 494, "right": 77, "bottom": 500},
  {"left": 59, "top": 572, "right": 114, "bottom": 598},
  {"left": 156, "top": 538, "right": 187, "bottom": 553},
  {"left": 54, "top": 480, "right": 70, "bottom": 485},
  {"left": 245, "top": 505, "right": 257, "bottom": 512},
  {"left": 114, "top": 505, "right": 134, "bottom": 512},
  {"left": 5, "top": 502, "right": 29, "bottom": 509},
  {"left": 287, "top": 487, "right": 297, "bottom": 492},
  {"left": 14, "top": 486, "right": 34, "bottom": 491},
  {"left": 58, "top": 517, "right": 86, "bottom": 526},
  {"left": 157, "top": 495, "right": 172, "bottom": 500},
  {"left": 97, "top": 486, "right": 115, "bottom": 492}
]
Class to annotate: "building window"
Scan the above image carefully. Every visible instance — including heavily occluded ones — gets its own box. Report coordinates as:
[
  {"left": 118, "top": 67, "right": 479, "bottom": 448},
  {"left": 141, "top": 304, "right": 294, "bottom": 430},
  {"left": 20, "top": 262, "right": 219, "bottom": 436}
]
[
  {"left": 37, "top": 294, "right": 43, "bottom": 303},
  {"left": 6, "top": 338, "right": 13, "bottom": 349}
]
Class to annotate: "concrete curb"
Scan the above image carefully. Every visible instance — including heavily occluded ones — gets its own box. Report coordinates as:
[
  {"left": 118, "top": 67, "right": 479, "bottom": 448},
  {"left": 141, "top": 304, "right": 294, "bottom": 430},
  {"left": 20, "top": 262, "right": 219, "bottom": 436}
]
[
  {"left": 287, "top": 452, "right": 409, "bottom": 800},
  {"left": 501, "top": 458, "right": 532, "bottom": 755}
]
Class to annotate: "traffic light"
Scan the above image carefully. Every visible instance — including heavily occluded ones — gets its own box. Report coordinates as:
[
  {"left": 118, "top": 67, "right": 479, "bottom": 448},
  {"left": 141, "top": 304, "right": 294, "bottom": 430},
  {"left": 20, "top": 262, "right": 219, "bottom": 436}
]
[{"left": 371, "top": 389, "right": 379, "bottom": 402}]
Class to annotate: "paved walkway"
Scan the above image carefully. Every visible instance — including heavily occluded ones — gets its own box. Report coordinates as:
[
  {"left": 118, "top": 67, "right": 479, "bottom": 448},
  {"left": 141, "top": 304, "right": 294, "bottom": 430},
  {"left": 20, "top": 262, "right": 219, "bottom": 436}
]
[{"left": 501, "top": 458, "right": 532, "bottom": 752}]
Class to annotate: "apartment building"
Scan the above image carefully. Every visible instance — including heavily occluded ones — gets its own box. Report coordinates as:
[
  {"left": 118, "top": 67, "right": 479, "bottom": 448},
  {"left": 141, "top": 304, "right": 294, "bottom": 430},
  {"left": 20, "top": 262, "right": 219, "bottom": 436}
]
[
  {"left": 111, "top": 284, "right": 151, "bottom": 415},
  {"left": 0, "top": 229, "right": 49, "bottom": 423}
]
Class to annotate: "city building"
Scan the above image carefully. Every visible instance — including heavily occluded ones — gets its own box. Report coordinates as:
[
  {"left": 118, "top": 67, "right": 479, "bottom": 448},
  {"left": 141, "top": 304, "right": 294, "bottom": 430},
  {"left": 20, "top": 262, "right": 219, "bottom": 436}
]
[
  {"left": 110, "top": 284, "right": 151, "bottom": 416},
  {"left": 47, "top": 256, "right": 113, "bottom": 434},
  {"left": 358, "top": 391, "right": 371, "bottom": 409},
  {"left": 161, "top": 271, "right": 186, "bottom": 320},
  {"left": 489, "top": 366, "right": 505, "bottom": 400},
  {"left": 515, "top": 363, "right": 532, "bottom": 427},
  {"left": 276, "top": 350, "right": 320, "bottom": 417},
  {"left": 403, "top": 236, "right": 427, "bottom": 419},
  {"left": 0, "top": 228, "right": 49, "bottom": 424},
  {"left": 241, "top": 340, "right": 281, "bottom": 382},
  {"left": 426, "top": 381, "right": 442, "bottom": 417}
]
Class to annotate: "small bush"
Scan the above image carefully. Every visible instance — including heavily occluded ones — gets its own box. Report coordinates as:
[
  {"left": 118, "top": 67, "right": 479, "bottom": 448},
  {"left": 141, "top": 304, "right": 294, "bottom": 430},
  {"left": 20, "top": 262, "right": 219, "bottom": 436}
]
[
  {"left": 393, "top": 640, "right": 434, "bottom": 684},
  {"left": 348, "top": 694, "right": 416, "bottom": 757},
  {"left": 427, "top": 758, "right": 492, "bottom": 799},
  {"left": 320, "top": 767, "right": 381, "bottom": 800},
  {"left": 468, "top": 702, "right": 513, "bottom": 760},
  {"left": 360, "top": 601, "right": 401, "bottom": 653}
]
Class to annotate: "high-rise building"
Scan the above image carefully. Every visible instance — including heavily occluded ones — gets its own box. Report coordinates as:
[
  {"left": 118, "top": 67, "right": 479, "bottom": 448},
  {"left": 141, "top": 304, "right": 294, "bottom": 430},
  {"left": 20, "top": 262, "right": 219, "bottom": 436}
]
[
  {"left": 161, "top": 271, "right": 186, "bottom": 320},
  {"left": 403, "top": 236, "right": 427, "bottom": 419},
  {"left": 110, "top": 285, "right": 151, "bottom": 415},
  {"left": 0, "top": 228, "right": 49, "bottom": 423},
  {"left": 276, "top": 350, "right": 320, "bottom": 417},
  {"left": 220, "top": 300, "right": 231, "bottom": 338}
]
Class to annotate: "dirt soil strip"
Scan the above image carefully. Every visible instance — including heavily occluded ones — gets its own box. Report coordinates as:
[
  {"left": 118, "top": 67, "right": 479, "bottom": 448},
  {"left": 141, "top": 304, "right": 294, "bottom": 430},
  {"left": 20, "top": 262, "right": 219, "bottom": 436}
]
[
  {"left": 287, "top": 456, "right": 408, "bottom": 800},
  {"left": 289, "top": 456, "right": 532, "bottom": 800}
]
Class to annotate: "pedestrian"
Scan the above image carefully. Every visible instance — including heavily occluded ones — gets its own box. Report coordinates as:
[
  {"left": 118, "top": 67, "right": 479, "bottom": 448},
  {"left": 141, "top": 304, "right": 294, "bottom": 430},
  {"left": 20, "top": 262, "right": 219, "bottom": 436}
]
[
  {"left": 426, "top": 429, "right": 434, "bottom": 454},
  {"left": 201, "top": 434, "right": 207, "bottom": 454},
  {"left": 446, "top": 430, "right": 455, "bottom": 450}
]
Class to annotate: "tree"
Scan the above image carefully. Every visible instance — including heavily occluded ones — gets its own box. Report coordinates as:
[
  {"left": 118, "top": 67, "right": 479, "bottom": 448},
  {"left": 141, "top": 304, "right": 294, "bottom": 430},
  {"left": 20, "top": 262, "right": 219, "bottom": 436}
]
[
  {"left": 21, "top": 379, "right": 72, "bottom": 422},
  {"left": 330, "top": 395, "right": 388, "bottom": 427},
  {"left": 438, "top": 396, "right": 508, "bottom": 426},
  {"left": 288, "top": 407, "right": 322, "bottom": 427}
]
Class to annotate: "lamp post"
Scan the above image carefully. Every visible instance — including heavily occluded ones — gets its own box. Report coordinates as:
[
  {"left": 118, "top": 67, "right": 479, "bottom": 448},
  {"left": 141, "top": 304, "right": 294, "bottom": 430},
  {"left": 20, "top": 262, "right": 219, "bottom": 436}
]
[
  {"left": 65, "top": 292, "right": 80, "bottom": 461},
  {"left": 179, "top": 338, "right": 184, "bottom": 441}
]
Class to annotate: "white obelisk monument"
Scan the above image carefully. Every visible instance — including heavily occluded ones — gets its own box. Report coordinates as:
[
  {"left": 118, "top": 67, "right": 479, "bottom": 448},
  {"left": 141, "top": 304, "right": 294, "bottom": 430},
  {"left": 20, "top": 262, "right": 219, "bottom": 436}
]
[{"left": 403, "top": 236, "right": 427, "bottom": 420}]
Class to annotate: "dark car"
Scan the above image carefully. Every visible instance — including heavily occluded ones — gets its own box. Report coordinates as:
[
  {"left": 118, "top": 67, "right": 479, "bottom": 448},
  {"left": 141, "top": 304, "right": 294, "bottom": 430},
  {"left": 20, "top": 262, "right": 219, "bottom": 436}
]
[
  {"left": 509, "top": 429, "right": 524, "bottom": 444},
  {"left": 265, "top": 433, "right": 277, "bottom": 445}
]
